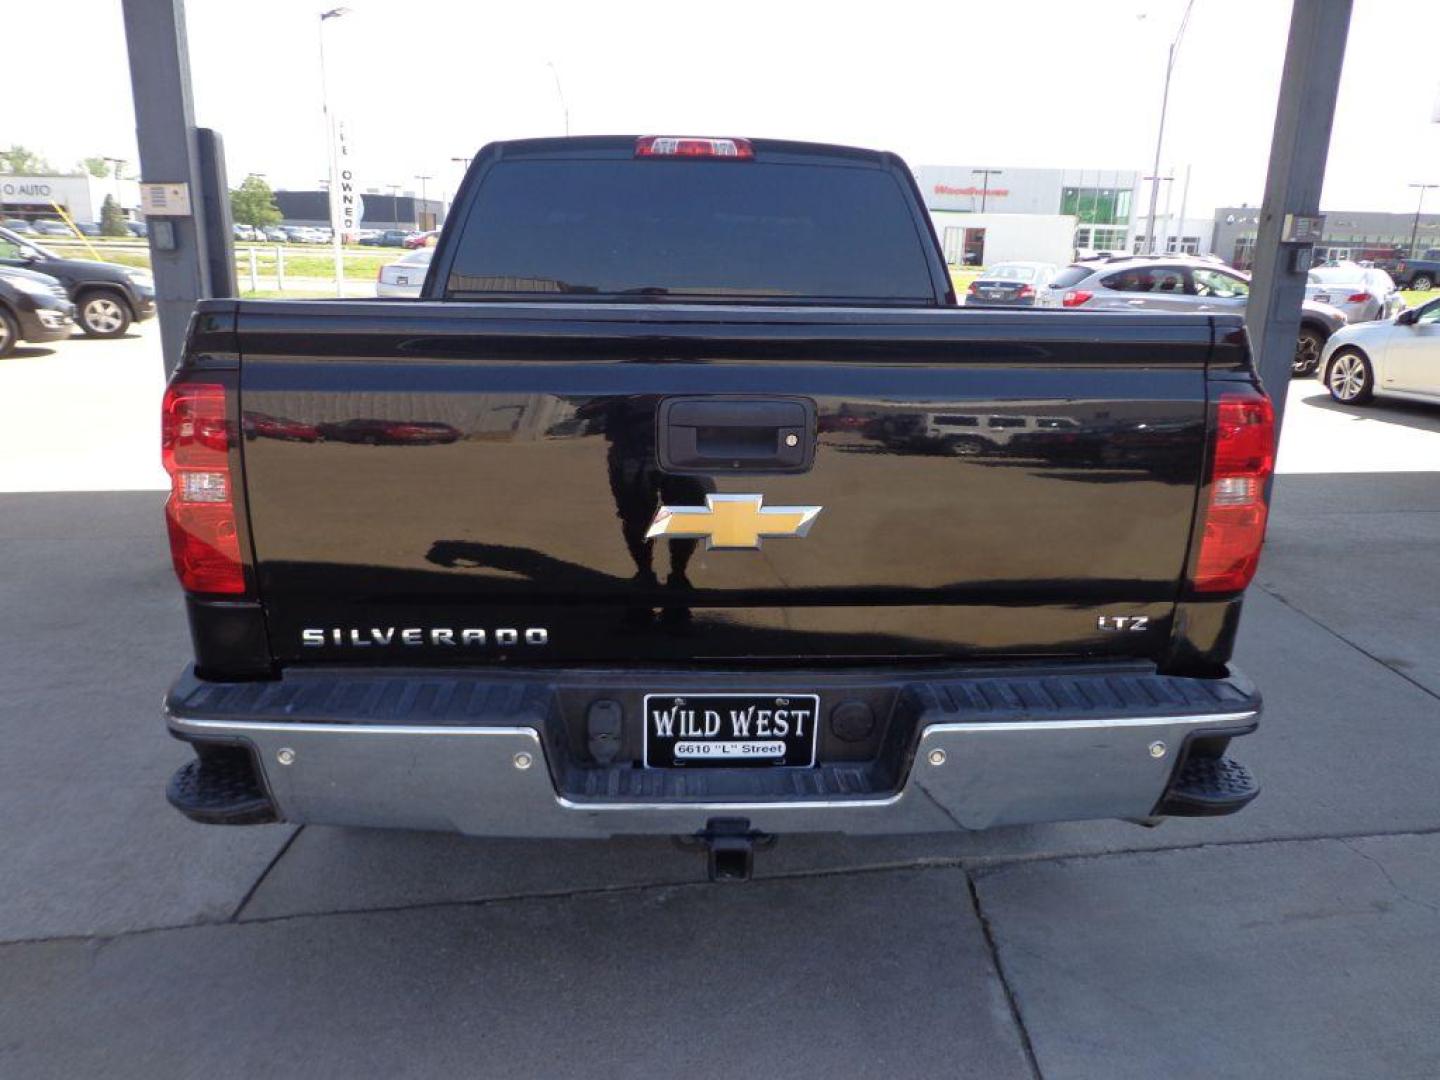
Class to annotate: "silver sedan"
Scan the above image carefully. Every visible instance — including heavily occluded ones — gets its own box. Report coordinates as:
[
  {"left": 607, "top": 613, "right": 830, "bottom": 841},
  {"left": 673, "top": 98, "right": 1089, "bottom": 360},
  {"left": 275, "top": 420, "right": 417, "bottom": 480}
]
[
  {"left": 1305, "top": 263, "right": 1404, "bottom": 324},
  {"left": 1319, "top": 296, "right": 1440, "bottom": 405}
]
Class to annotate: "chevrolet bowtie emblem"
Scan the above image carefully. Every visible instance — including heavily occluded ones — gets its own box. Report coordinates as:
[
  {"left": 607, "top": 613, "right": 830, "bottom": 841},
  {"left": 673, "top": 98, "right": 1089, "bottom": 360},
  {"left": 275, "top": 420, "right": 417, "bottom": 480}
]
[{"left": 645, "top": 494, "right": 822, "bottom": 550}]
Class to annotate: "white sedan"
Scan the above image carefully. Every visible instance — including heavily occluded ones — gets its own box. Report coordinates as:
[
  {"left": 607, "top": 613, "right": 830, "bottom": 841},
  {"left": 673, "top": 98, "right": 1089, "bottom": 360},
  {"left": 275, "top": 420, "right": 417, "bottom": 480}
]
[
  {"left": 376, "top": 247, "right": 433, "bottom": 298},
  {"left": 1320, "top": 297, "right": 1440, "bottom": 405}
]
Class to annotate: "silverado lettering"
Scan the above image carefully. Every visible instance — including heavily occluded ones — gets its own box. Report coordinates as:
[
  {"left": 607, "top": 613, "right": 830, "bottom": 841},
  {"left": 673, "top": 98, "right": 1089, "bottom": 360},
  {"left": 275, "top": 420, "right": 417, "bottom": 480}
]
[{"left": 300, "top": 628, "right": 549, "bottom": 648}]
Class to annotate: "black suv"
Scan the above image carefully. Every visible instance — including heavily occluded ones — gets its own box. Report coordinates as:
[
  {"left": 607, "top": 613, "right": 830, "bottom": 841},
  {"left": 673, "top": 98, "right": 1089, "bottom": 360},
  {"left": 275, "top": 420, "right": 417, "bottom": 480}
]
[
  {"left": 0, "top": 226, "right": 156, "bottom": 338},
  {"left": 0, "top": 265, "right": 75, "bottom": 357}
]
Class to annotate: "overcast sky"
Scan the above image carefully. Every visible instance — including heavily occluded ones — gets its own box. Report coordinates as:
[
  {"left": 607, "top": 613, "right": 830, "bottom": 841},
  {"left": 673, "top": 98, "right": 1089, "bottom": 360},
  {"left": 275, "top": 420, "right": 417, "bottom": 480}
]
[{"left": 8, "top": 0, "right": 1439, "bottom": 218}]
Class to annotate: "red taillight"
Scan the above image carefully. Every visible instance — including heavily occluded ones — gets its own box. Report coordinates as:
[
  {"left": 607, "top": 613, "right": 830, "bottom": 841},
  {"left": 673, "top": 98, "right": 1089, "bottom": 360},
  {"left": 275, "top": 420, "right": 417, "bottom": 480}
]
[
  {"left": 966, "top": 281, "right": 978, "bottom": 294},
  {"left": 1346, "top": 292, "right": 1370, "bottom": 303},
  {"left": 635, "top": 136, "right": 754, "bottom": 159},
  {"left": 162, "top": 382, "right": 245, "bottom": 595},
  {"left": 1192, "top": 390, "right": 1275, "bottom": 593},
  {"left": 1062, "top": 290, "right": 1092, "bottom": 307},
  {"left": 1017, "top": 284, "right": 1035, "bottom": 299}
]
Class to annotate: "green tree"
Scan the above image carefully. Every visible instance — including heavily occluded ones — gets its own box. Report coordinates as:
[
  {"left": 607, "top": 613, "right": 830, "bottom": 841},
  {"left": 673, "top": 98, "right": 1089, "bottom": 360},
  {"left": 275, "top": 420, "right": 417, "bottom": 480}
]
[
  {"left": 82, "top": 156, "right": 111, "bottom": 178},
  {"left": 0, "top": 145, "right": 55, "bottom": 175},
  {"left": 100, "top": 195, "right": 129, "bottom": 237},
  {"left": 229, "top": 174, "right": 282, "bottom": 228}
]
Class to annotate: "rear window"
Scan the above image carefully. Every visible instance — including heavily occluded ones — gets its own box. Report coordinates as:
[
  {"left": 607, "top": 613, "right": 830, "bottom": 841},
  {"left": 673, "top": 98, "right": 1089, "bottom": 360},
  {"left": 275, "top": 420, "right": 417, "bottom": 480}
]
[
  {"left": 445, "top": 158, "right": 937, "bottom": 302},
  {"left": 1050, "top": 266, "right": 1093, "bottom": 288},
  {"left": 987, "top": 264, "right": 1036, "bottom": 281}
]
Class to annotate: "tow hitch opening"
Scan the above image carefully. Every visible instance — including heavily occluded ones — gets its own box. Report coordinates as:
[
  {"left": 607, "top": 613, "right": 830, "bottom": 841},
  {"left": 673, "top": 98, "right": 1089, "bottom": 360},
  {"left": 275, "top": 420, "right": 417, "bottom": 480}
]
[{"left": 679, "top": 818, "right": 776, "bottom": 882}]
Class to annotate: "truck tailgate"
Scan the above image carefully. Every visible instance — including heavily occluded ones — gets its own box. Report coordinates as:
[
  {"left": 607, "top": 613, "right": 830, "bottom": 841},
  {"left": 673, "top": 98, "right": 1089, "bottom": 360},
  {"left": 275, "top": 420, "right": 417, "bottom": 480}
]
[{"left": 234, "top": 302, "right": 1219, "bottom": 666}]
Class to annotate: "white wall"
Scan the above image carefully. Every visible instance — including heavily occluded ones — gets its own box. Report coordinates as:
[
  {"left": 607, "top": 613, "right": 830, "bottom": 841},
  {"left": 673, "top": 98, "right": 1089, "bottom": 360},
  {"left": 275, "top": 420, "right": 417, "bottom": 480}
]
[
  {"left": 0, "top": 175, "right": 140, "bottom": 223},
  {"left": 1134, "top": 215, "right": 1215, "bottom": 256},
  {"left": 931, "top": 212, "right": 1079, "bottom": 268}
]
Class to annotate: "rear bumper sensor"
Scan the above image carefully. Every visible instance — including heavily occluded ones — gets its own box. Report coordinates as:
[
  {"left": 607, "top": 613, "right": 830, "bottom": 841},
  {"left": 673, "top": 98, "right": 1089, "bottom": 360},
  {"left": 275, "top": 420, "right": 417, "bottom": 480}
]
[{"left": 164, "top": 664, "right": 1260, "bottom": 837}]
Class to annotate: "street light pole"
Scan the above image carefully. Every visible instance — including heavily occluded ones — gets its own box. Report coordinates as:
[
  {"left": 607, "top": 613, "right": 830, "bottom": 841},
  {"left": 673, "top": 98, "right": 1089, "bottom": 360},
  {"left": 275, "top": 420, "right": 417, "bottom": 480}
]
[
  {"left": 102, "top": 157, "right": 127, "bottom": 220},
  {"left": 546, "top": 61, "right": 570, "bottom": 136},
  {"left": 971, "top": 168, "right": 1002, "bottom": 213},
  {"left": 1408, "top": 183, "right": 1438, "bottom": 257},
  {"left": 1144, "top": 0, "right": 1195, "bottom": 253},
  {"left": 414, "top": 175, "right": 432, "bottom": 230},
  {"left": 1142, "top": 174, "right": 1173, "bottom": 252},
  {"left": 319, "top": 6, "right": 349, "bottom": 297}
]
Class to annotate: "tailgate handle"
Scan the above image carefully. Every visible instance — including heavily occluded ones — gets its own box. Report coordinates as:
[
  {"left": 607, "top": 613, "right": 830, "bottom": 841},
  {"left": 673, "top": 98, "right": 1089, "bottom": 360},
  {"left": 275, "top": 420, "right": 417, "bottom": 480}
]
[{"left": 658, "top": 397, "right": 816, "bottom": 474}]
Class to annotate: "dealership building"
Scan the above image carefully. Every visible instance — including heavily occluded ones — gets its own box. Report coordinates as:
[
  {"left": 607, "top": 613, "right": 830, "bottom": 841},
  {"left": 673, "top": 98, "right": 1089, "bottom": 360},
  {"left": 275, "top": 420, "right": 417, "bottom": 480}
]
[
  {"left": 1212, "top": 205, "right": 1440, "bottom": 269},
  {"left": 274, "top": 190, "right": 447, "bottom": 233},
  {"left": 0, "top": 174, "right": 141, "bottom": 225},
  {"left": 913, "top": 165, "right": 1146, "bottom": 264}
]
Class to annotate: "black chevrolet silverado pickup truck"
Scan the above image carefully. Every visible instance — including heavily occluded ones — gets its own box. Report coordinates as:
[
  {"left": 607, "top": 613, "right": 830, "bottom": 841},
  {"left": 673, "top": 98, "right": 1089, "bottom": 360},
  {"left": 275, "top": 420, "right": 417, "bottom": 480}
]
[{"left": 163, "top": 136, "right": 1273, "bottom": 878}]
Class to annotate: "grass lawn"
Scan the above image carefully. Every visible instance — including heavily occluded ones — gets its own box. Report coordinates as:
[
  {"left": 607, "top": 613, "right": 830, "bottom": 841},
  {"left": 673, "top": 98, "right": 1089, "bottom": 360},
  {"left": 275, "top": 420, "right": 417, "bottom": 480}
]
[{"left": 37, "top": 237, "right": 402, "bottom": 279}]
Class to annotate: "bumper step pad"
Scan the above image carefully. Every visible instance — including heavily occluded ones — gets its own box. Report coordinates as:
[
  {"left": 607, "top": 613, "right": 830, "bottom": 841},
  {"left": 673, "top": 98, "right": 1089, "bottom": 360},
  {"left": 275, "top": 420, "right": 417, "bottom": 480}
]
[
  {"left": 1159, "top": 754, "right": 1259, "bottom": 817},
  {"left": 167, "top": 750, "right": 278, "bottom": 826}
]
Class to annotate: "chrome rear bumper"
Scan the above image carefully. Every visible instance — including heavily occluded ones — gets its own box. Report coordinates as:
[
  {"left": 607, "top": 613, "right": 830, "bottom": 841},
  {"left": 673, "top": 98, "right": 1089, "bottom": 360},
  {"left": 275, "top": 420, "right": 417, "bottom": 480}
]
[{"left": 167, "top": 705, "right": 1257, "bottom": 837}]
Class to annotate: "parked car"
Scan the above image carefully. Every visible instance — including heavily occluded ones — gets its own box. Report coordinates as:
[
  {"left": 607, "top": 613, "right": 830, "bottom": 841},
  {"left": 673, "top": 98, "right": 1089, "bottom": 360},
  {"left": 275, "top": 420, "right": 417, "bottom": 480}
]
[
  {"left": 0, "top": 266, "right": 75, "bottom": 357},
  {"left": 126, "top": 221, "right": 148, "bottom": 238},
  {"left": 1392, "top": 250, "right": 1440, "bottom": 292},
  {"left": 1038, "top": 255, "right": 1347, "bottom": 374},
  {"left": 316, "top": 418, "right": 463, "bottom": 445},
  {"left": 160, "top": 135, "right": 1272, "bottom": 870},
  {"left": 403, "top": 230, "right": 441, "bottom": 249},
  {"left": 1320, "top": 295, "right": 1440, "bottom": 405},
  {"left": 368, "top": 229, "right": 410, "bottom": 247},
  {"left": 75, "top": 222, "right": 101, "bottom": 237},
  {"left": 232, "top": 224, "right": 262, "bottom": 242},
  {"left": 962, "top": 261, "right": 1056, "bottom": 307},
  {"left": 1304, "top": 263, "right": 1404, "bottom": 323},
  {"left": 376, "top": 246, "right": 433, "bottom": 297},
  {"left": 1, "top": 219, "right": 37, "bottom": 235},
  {"left": 30, "top": 219, "right": 73, "bottom": 238},
  {"left": 262, "top": 226, "right": 289, "bottom": 243},
  {"left": 0, "top": 225, "right": 157, "bottom": 337}
]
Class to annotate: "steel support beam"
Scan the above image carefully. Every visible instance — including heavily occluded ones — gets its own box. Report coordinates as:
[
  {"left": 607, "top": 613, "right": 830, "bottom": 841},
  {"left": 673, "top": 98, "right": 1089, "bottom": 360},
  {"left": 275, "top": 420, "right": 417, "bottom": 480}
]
[
  {"left": 1246, "top": 0, "right": 1353, "bottom": 429},
  {"left": 121, "top": 0, "right": 212, "bottom": 375}
]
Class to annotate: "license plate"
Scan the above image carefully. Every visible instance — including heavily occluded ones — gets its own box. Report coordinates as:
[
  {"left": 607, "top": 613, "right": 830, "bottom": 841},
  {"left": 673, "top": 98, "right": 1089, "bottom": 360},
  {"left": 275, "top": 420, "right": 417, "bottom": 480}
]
[
  {"left": 1314, "top": 293, "right": 1329, "bottom": 303},
  {"left": 396, "top": 276, "right": 409, "bottom": 285},
  {"left": 643, "top": 693, "right": 820, "bottom": 768}
]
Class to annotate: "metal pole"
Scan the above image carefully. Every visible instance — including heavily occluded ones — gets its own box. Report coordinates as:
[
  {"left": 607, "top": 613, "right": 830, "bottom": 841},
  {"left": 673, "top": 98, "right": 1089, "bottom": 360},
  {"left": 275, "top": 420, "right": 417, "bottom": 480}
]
[
  {"left": 1160, "top": 172, "right": 1174, "bottom": 253},
  {"left": 1144, "top": 0, "right": 1195, "bottom": 254},
  {"left": 1408, "top": 184, "right": 1437, "bottom": 257},
  {"left": 319, "top": 8, "right": 347, "bottom": 297},
  {"left": 1246, "top": 0, "right": 1353, "bottom": 433},
  {"left": 276, "top": 245, "right": 285, "bottom": 291},
  {"left": 1143, "top": 175, "right": 1172, "bottom": 252},
  {"left": 1176, "top": 164, "right": 1192, "bottom": 253},
  {"left": 120, "top": 0, "right": 213, "bottom": 375},
  {"left": 415, "top": 175, "right": 432, "bottom": 230},
  {"left": 247, "top": 247, "right": 257, "bottom": 292},
  {"left": 972, "top": 168, "right": 1001, "bottom": 214},
  {"left": 547, "top": 61, "right": 570, "bottom": 136}
]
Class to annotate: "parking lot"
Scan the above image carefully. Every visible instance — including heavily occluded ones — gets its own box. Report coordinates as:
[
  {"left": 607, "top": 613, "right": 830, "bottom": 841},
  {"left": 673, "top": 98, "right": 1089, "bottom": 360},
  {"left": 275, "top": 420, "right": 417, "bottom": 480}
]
[{"left": 3, "top": 323, "right": 1440, "bottom": 1078}]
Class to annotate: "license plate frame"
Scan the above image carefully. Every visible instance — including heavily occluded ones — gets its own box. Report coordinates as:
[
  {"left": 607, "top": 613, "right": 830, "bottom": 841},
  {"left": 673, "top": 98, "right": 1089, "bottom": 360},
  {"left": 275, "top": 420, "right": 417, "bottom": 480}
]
[{"left": 642, "top": 693, "right": 821, "bottom": 768}]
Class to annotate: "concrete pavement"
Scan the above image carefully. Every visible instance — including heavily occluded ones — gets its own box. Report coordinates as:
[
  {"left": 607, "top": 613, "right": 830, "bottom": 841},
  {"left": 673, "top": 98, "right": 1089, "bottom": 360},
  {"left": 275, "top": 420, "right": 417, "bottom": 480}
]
[{"left": 2, "top": 329, "right": 1439, "bottom": 1077}]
